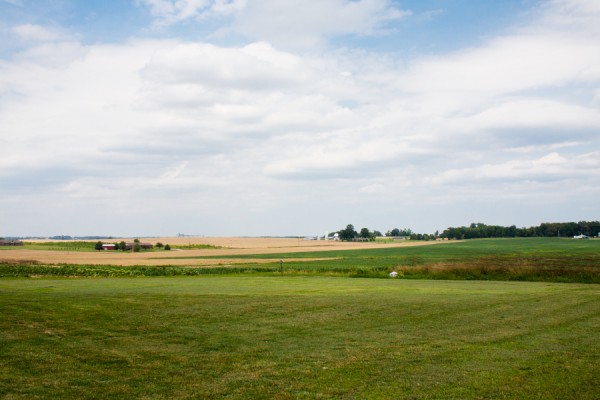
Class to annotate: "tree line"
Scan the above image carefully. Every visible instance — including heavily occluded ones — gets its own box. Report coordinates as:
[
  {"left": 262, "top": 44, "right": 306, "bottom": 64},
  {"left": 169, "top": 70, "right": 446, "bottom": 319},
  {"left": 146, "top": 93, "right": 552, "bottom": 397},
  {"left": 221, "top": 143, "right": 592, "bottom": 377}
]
[
  {"left": 334, "top": 225, "right": 436, "bottom": 241},
  {"left": 333, "top": 221, "right": 600, "bottom": 241},
  {"left": 441, "top": 221, "right": 600, "bottom": 239}
]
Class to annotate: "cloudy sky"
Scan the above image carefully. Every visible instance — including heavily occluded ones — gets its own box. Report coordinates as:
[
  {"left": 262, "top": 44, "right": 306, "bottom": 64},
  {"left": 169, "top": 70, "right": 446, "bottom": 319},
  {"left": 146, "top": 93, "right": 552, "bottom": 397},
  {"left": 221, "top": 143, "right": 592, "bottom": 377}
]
[{"left": 1, "top": 0, "right": 599, "bottom": 237}]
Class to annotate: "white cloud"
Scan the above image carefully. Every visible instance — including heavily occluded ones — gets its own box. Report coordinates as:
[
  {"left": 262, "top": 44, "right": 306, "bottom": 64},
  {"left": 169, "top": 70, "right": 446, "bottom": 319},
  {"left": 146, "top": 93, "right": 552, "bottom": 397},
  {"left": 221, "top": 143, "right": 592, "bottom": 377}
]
[
  {"left": 453, "top": 99, "right": 600, "bottom": 134},
  {"left": 138, "top": 0, "right": 410, "bottom": 49},
  {"left": 136, "top": 0, "right": 243, "bottom": 26},
  {"left": 428, "top": 151, "right": 599, "bottom": 186},
  {"left": 11, "top": 24, "right": 70, "bottom": 42},
  {"left": 230, "top": 0, "right": 410, "bottom": 49},
  {"left": 397, "top": 34, "right": 600, "bottom": 97},
  {"left": 1, "top": 0, "right": 599, "bottom": 235},
  {"left": 140, "top": 41, "right": 306, "bottom": 90}
]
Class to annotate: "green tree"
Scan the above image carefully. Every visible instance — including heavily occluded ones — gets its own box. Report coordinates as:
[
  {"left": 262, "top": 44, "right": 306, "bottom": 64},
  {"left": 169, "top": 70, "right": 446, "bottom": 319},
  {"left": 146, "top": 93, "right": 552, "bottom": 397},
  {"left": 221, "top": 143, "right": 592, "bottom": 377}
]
[
  {"left": 119, "top": 241, "right": 126, "bottom": 251},
  {"left": 359, "top": 228, "right": 371, "bottom": 239},
  {"left": 339, "top": 224, "right": 357, "bottom": 241},
  {"left": 94, "top": 241, "right": 103, "bottom": 251},
  {"left": 133, "top": 238, "right": 141, "bottom": 253},
  {"left": 155, "top": 242, "right": 164, "bottom": 249},
  {"left": 164, "top": 244, "right": 171, "bottom": 251}
]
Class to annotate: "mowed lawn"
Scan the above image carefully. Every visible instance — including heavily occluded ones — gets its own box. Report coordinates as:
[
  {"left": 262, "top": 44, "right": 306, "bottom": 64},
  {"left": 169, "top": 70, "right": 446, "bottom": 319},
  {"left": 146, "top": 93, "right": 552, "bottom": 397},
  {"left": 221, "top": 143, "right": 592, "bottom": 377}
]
[{"left": 1, "top": 276, "right": 599, "bottom": 399}]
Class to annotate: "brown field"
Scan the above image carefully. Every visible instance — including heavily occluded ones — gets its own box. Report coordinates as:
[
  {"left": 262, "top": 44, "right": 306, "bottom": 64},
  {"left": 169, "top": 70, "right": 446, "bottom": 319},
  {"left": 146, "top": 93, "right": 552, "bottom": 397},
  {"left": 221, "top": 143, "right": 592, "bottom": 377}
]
[{"left": 0, "top": 237, "right": 448, "bottom": 267}]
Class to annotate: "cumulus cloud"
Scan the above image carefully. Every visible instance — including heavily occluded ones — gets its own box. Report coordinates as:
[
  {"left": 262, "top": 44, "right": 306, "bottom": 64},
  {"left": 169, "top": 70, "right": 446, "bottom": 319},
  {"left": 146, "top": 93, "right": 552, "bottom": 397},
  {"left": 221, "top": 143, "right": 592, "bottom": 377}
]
[
  {"left": 229, "top": 0, "right": 410, "bottom": 49},
  {"left": 0, "top": 0, "right": 599, "bottom": 235},
  {"left": 429, "top": 152, "right": 572, "bottom": 185}
]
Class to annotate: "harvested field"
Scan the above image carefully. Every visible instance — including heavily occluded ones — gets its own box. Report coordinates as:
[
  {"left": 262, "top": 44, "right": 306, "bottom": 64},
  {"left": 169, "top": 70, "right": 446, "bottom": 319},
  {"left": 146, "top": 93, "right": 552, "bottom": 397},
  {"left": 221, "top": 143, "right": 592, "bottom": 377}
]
[{"left": 1, "top": 237, "right": 448, "bottom": 267}]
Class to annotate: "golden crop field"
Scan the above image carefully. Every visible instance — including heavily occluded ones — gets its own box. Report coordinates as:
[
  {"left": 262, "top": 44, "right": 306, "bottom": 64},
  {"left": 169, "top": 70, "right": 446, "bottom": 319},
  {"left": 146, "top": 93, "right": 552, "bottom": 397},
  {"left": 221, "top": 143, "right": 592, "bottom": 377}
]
[{"left": 1, "top": 237, "right": 446, "bottom": 267}]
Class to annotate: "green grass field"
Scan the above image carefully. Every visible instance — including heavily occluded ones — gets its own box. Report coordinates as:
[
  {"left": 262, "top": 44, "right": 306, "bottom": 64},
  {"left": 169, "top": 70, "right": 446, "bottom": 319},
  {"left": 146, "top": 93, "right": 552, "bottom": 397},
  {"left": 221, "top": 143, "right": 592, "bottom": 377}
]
[
  {"left": 1, "top": 238, "right": 599, "bottom": 398},
  {"left": 1, "top": 277, "right": 599, "bottom": 399},
  {"left": 0, "top": 241, "right": 98, "bottom": 252}
]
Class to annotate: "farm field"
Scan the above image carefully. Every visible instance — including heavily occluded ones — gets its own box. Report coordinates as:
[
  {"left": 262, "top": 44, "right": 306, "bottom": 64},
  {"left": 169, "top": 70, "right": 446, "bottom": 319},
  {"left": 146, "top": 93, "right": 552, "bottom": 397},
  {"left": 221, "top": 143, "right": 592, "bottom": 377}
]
[
  {"left": 0, "top": 237, "right": 444, "bottom": 267},
  {"left": 2, "top": 238, "right": 599, "bottom": 283},
  {"left": 1, "top": 276, "right": 599, "bottom": 399}
]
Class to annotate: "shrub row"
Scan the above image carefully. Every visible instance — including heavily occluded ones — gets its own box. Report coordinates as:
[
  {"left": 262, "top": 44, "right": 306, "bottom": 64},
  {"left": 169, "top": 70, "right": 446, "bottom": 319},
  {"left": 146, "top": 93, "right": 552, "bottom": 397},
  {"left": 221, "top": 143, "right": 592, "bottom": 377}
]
[
  {"left": 0, "top": 263, "right": 276, "bottom": 278},
  {"left": 1, "top": 261, "right": 598, "bottom": 283}
]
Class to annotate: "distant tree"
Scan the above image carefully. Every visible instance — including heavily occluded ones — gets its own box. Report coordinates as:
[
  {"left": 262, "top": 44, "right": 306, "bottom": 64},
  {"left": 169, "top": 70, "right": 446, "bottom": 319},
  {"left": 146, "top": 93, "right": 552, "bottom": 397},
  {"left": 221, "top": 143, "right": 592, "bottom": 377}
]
[
  {"left": 164, "top": 244, "right": 171, "bottom": 251},
  {"left": 359, "top": 228, "right": 371, "bottom": 239},
  {"left": 133, "top": 238, "right": 141, "bottom": 253},
  {"left": 373, "top": 230, "right": 383, "bottom": 237},
  {"left": 119, "top": 241, "right": 126, "bottom": 251},
  {"left": 155, "top": 242, "right": 164, "bottom": 249},
  {"left": 94, "top": 241, "right": 103, "bottom": 251},
  {"left": 338, "top": 224, "right": 357, "bottom": 241}
]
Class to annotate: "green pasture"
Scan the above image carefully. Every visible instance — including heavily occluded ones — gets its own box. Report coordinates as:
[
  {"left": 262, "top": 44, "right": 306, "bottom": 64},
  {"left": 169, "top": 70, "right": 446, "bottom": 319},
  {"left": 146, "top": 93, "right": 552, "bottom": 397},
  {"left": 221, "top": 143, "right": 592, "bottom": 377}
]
[
  {"left": 165, "top": 237, "right": 600, "bottom": 263},
  {"left": 1, "top": 277, "right": 598, "bottom": 399},
  {"left": 257, "top": 237, "right": 600, "bottom": 281},
  {"left": 0, "top": 242, "right": 97, "bottom": 252}
]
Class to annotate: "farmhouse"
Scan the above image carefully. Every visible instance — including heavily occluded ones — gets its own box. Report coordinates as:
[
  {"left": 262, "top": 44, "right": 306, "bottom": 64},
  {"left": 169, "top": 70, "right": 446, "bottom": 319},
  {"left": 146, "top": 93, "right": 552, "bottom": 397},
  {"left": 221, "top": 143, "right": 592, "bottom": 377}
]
[
  {"left": 102, "top": 243, "right": 117, "bottom": 250},
  {"left": 0, "top": 240, "right": 23, "bottom": 246}
]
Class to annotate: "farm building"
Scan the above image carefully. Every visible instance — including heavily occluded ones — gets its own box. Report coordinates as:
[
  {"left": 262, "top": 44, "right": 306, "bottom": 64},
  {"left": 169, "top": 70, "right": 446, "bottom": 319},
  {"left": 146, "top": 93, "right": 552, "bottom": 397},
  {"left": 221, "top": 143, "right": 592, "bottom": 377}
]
[
  {"left": 0, "top": 240, "right": 24, "bottom": 246},
  {"left": 573, "top": 234, "right": 589, "bottom": 239},
  {"left": 102, "top": 243, "right": 117, "bottom": 250}
]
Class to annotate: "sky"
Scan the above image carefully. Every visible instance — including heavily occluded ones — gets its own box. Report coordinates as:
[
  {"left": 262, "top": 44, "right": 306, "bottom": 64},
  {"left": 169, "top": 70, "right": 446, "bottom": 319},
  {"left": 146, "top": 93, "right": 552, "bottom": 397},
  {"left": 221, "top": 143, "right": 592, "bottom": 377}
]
[{"left": 0, "top": 0, "right": 599, "bottom": 237}]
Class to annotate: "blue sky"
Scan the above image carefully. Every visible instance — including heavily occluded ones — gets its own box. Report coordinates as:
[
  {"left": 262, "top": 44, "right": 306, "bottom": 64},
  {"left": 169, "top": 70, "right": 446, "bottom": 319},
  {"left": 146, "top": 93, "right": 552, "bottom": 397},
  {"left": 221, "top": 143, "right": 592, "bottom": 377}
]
[{"left": 1, "top": 0, "right": 599, "bottom": 237}]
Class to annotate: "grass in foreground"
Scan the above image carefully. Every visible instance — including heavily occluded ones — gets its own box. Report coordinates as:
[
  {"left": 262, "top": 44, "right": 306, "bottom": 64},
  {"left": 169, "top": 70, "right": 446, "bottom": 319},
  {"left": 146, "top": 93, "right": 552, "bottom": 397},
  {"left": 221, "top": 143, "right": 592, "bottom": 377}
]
[{"left": 1, "top": 276, "right": 599, "bottom": 399}]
